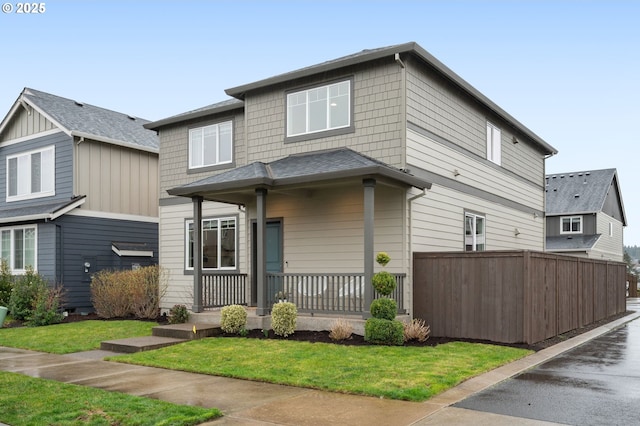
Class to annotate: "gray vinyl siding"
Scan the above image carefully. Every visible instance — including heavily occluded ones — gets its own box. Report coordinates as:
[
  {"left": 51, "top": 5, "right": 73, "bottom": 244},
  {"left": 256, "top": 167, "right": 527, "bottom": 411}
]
[
  {"left": 0, "top": 131, "right": 74, "bottom": 208},
  {"left": 602, "top": 179, "right": 625, "bottom": 223},
  {"left": 0, "top": 106, "right": 56, "bottom": 140},
  {"left": 546, "top": 214, "right": 596, "bottom": 237},
  {"left": 36, "top": 222, "right": 59, "bottom": 281},
  {"left": 47, "top": 215, "right": 158, "bottom": 310},
  {"left": 592, "top": 212, "right": 624, "bottom": 261}
]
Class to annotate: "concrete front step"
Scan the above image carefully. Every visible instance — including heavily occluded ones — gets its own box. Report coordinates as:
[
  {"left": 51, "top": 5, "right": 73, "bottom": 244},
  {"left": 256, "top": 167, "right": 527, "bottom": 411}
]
[
  {"left": 101, "top": 336, "right": 187, "bottom": 354},
  {"left": 152, "top": 323, "right": 221, "bottom": 340}
]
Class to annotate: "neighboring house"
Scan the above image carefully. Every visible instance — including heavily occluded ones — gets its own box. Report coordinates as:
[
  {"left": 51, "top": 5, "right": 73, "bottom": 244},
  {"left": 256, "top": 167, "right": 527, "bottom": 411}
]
[
  {"left": 146, "top": 42, "right": 557, "bottom": 318},
  {"left": 0, "top": 88, "right": 159, "bottom": 312},
  {"left": 545, "top": 168, "right": 626, "bottom": 261}
]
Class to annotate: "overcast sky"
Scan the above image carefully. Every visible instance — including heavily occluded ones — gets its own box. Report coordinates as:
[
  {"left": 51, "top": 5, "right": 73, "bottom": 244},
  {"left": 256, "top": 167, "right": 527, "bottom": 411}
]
[{"left": 1, "top": 1, "right": 638, "bottom": 245}]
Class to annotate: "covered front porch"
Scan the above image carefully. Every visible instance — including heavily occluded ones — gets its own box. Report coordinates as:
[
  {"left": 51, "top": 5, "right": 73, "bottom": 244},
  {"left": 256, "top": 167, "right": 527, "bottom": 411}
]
[{"left": 168, "top": 148, "right": 430, "bottom": 319}]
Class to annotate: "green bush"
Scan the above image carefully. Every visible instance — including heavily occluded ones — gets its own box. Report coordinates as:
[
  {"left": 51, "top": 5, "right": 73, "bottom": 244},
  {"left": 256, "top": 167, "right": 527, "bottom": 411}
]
[
  {"left": 372, "top": 271, "right": 396, "bottom": 296},
  {"left": 0, "top": 259, "right": 13, "bottom": 307},
  {"left": 376, "top": 252, "right": 391, "bottom": 267},
  {"left": 370, "top": 298, "right": 397, "bottom": 321},
  {"left": 271, "top": 302, "right": 297, "bottom": 337},
  {"left": 168, "top": 304, "right": 190, "bottom": 324},
  {"left": 220, "top": 304, "right": 247, "bottom": 334},
  {"left": 90, "top": 266, "right": 166, "bottom": 319},
  {"left": 9, "top": 267, "right": 48, "bottom": 321},
  {"left": 364, "top": 318, "right": 404, "bottom": 346},
  {"left": 26, "top": 286, "right": 65, "bottom": 327}
]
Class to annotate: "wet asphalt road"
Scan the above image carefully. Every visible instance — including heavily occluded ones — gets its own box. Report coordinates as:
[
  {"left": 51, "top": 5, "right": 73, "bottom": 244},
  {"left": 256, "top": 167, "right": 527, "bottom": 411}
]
[{"left": 455, "top": 316, "right": 640, "bottom": 425}]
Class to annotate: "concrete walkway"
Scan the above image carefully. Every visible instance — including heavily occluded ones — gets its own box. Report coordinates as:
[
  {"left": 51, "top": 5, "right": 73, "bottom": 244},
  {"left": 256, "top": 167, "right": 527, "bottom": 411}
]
[{"left": 1, "top": 301, "right": 639, "bottom": 425}]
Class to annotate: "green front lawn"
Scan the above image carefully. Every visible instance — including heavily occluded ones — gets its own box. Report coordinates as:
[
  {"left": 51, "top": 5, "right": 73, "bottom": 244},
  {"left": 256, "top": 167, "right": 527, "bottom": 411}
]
[{"left": 112, "top": 337, "right": 531, "bottom": 401}]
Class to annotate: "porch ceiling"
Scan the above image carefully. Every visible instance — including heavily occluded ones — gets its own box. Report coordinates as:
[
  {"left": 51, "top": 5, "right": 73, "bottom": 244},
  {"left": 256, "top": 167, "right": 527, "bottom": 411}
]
[{"left": 168, "top": 147, "right": 431, "bottom": 205}]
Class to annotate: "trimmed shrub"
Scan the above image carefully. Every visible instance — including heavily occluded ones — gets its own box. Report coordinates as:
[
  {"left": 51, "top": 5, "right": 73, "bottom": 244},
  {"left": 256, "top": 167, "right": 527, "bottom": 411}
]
[
  {"left": 370, "top": 298, "right": 397, "bottom": 321},
  {"left": 271, "top": 302, "right": 297, "bottom": 337},
  {"left": 376, "top": 252, "right": 391, "bottom": 267},
  {"left": 90, "top": 270, "right": 132, "bottom": 318},
  {"left": 130, "top": 266, "right": 166, "bottom": 320},
  {"left": 329, "top": 318, "right": 353, "bottom": 341},
  {"left": 220, "top": 304, "right": 247, "bottom": 334},
  {"left": 0, "top": 259, "right": 13, "bottom": 307},
  {"left": 26, "top": 285, "right": 65, "bottom": 327},
  {"left": 364, "top": 318, "right": 404, "bottom": 346},
  {"left": 9, "top": 267, "right": 48, "bottom": 321},
  {"left": 168, "top": 304, "right": 190, "bottom": 324},
  {"left": 371, "top": 271, "right": 396, "bottom": 296},
  {"left": 403, "top": 318, "right": 431, "bottom": 342}
]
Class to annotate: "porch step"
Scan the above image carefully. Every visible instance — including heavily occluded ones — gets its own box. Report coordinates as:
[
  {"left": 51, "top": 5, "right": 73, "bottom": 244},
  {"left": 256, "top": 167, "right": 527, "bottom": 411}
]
[
  {"left": 152, "top": 323, "right": 221, "bottom": 340},
  {"left": 100, "top": 336, "right": 187, "bottom": 354}
]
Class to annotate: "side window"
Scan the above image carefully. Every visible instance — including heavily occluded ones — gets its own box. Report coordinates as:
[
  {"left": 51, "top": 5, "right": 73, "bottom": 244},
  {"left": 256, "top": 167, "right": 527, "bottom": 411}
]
[
  {"left": 465, "top": 212, "right": 486, "bottom": 251},
  {"left": 560, "top": 216, "right": 582, "bottom": 234},
  {"left": 188, "top": 121, "right": 233, "bottom": 170},
  {"left": 7, "top": 146, "right": 55, "bottom": 201},
  {"left": 186, "top": 217, "right": 237, "bottom": 270},
  {"left": 0, "top": 226, "right": 37, "bottom": 272},
  {"left": 486, "top": 122, "right": 501, "bottom": 165}
]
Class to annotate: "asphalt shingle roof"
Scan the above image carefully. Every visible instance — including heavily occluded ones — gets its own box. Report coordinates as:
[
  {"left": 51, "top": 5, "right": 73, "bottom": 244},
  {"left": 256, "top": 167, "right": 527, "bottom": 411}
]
[
  {"left": 21, "top": 88, "right": 158, "bottom": 152},
  {"left": 545, "top": 169, "right": 617, "bottom": 215},
  {"left": 0, "top": 196, "right": 86, "bottom": 224},
  {"left": 546, "top": 234, "right": 601, "bottom": 252}
]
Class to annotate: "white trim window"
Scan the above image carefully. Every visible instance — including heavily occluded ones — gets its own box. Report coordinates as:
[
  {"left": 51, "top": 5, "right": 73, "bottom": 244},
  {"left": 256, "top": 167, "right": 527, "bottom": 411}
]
[
  {"left": 465, "top": 212, "right": 486, "bottom": 251},
  {"left": 7, "top": 146, "right": 55, "bottom": 201},
  {"left": 561, "top": 216, "right": 582, "bottom": 234},
  {"left": 186, "top": 217, "right": 236, "bottom": 270},
  {"left": 0, "top": 225, "right": 37, "bottom": 272},
  {"left": 287, "top": 80, "right": 350, "bottom": 137},
  {"left": 188, "top": 121, "right": 232, "bottom": 169},
  {"left": 486, "top": 122, "right": 501, "bottom": 165}
]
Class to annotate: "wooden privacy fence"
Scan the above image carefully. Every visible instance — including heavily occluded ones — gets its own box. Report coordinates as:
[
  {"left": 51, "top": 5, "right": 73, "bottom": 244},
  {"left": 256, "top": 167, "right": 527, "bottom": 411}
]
[
  {"left": 413, "top": 250, "right": 626, "bottom": 344},
  {"left": 628, "top": 274, "right": 638, "bottom": 297}
]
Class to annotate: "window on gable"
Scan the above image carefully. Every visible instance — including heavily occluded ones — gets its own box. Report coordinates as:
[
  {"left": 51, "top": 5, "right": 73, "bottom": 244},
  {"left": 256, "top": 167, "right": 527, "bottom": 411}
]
[
  {"left": 0, "top": 225, "right": 37, "bottom": 273},
  {"left": 561, "top": 216, "right": 582, "bottom": 234},
  {"left": 7, "top": 146, "right": 55, "bottom": 201},
  {"left": 287, "top": 80, "right": 351, "bottom": 138},
  {"left": 188, "top": 121, "right": 232, "bottom": 170},
  {"left": 486, "top": 122, "right": 501, "bottom": 165},
  {"left": 186, "top": 217, "right": 236, "bottom": 270},
  {"left": 465, "top": 212, "right": 486, "bottom": 251}
]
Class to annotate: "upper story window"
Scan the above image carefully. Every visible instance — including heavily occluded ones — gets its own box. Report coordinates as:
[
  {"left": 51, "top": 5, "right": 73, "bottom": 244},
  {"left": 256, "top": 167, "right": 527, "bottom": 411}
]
[
  {"left": 189, "top": 121, "right": 232, "bottom": 170},
  {"left": 287, "top": 80, "right": 351, "bottom": 138},
  {"left": 1, "top": 225, "right": 37, "bottom": 273},
  {"left": 185, "top": 217, "right": 237, "bottom": 271},
  {"left": 561, "top": 216, "right": 582, "bottom": 234},
  {"left": 465, "top": 212, "right": 486, "bottom": 251},
  {"left": 486, "top": 122, "right": 501, "bottom": 165},
  {"left": 7, "top": 146, "right": 55, "bottom": 202}
]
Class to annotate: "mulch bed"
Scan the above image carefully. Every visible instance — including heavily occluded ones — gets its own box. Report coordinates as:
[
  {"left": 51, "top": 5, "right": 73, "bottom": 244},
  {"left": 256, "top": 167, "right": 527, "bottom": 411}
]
[{"left": 5, "top": 310, "right": 633, "bottom": 352}]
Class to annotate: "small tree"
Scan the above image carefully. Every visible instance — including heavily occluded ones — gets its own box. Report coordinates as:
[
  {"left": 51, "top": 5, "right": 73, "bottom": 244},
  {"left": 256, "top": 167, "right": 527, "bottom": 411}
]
[{"left": 365, "top": 252, "right": 403, "bottom": 345}]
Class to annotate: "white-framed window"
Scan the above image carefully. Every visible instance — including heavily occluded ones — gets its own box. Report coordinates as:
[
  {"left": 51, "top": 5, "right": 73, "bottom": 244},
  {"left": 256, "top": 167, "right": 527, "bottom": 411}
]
[
  {"left": 486, "top": 122, "right": 501, "bottom": 165},
  {"left": 185, "top": 217, "right": 236, "bottom": 270},
  {"left": 287, "top": 80, "right": 350, "bottom": 137},
  {"left": 188, "top": 121, "right": 232, "bottom": 169},
  {"left": 561, "top": 216, "right": 582, "bottom": 234},
  {"left": 0, "top": 225, "right": 37, "bottom": 272},
  {"left": 465, "top": 212, "right": 486, "bottom": 251},
  {"left": 7, "top": 146, "right": 55, "bottom": 201}
]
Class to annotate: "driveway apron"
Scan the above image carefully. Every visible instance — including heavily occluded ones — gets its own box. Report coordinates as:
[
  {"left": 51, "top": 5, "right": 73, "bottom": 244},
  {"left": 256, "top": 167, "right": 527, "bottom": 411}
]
[{"left": 454, "top": 315, "right": 640, "bottom": 425}]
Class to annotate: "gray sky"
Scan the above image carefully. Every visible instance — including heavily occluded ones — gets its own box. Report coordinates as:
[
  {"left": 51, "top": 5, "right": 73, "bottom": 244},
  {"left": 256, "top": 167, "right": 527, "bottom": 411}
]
[{"left": 1, "top": 0, "right": 638, "bottom": 244}]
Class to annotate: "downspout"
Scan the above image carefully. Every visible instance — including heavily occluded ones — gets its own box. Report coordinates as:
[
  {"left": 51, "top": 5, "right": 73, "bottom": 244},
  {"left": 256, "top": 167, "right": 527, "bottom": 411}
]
[{"left": 406, "top": 188, "right": 427, "bottom": 317}]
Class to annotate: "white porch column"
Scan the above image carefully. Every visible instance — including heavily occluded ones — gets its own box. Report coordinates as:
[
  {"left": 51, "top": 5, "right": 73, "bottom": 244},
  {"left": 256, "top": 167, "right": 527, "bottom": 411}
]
[
  {"left": 363, "top": 178, "right": 376, "bottom": 318},
  {"left": 192, "top": 196, "right": 203, "bottom": 313},
  {"left": 256, "top": 188, "right": 268, "bottom": 316}
]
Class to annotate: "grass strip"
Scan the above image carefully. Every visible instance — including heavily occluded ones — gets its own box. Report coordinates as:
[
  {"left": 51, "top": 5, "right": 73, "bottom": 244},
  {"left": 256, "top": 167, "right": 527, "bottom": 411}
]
[
  {"left": 0, "top": 371, "right": 221, "bottom": 426},
  {"left": 111, "top": 338, "right": 532, "bottom": 401},
  {"left": 0, "top": 320, "right": 156, "bottom": 353}
]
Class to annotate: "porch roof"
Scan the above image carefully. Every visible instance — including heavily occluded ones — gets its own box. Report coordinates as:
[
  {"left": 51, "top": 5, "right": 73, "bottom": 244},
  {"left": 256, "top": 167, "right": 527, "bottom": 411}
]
[
  {"left": 168, "top": 147, "right": 431, "bottom": 204},
  {"left": 0, "top": 195, "right": 86, "bottom": 224},
  {"left": 546, "top": 234, "right": 601, "bottom": 252}
]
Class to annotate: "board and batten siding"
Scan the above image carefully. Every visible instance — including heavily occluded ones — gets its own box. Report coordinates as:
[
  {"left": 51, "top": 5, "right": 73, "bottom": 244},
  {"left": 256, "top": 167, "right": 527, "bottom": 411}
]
[
  {"left": 592, "top": 212, "right": 624, "bottom": 261},
  {"left": 76, "top": 139, "right": 158, "bottom": 217},
  {"left": 0, "top": 131, "right": 74, "bottom": 208},
  {"left": 0, "top": 106, "right": 56, "bottom": 140},
  {"left": 405, "top": 57, "right": 545, "bottom": 186},
  {"left": 159, "top": 201, "right": 246, "bottom": 310},
  {"left": 244, "top": 59, "right": 404, "bottom": 167}
]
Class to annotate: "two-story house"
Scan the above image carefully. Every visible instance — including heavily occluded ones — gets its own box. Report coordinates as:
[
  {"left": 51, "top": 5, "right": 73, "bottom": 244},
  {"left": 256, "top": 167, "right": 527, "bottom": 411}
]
[
  {"left": 545, "top": 168, "right": 626, "bottom": 261},
  {"left": 146, "top": 42, "right": 557, "bottom": 320},
  {"left": 0, "top": 88, "right": 159, "bottom": 312}
]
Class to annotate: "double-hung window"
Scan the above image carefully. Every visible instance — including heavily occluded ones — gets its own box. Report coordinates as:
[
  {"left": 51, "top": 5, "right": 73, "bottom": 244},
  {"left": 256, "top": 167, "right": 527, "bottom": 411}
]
[
  {"left": 188, "top": 121, "right": 232, "bottom": 170},
  {"left": 0, "top": 226, "right": 37, "bottom": 272},
  {"left": 186, "top": 217, "right": 236, "bottom": 270},
  {"left": 7, "top": 146, "right": 55, "bottom": 201},
  {"left": 561, "top": 216, "right": 582, "bottom": 234},
  {"left": 486, "top": 122, "right": 501, "bottom": 165},
  {"left": 465, "top": 212, "right": 486, "bottom": 251},
  {"left": 287, "top": 80, "right": 351, "bottom": 138}
]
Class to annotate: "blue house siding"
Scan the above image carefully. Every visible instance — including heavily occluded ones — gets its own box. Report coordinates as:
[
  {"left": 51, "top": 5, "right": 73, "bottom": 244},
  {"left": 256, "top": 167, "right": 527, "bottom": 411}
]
[
  {"left": 0, "top": 131, "right": 74, "bottom": 209},
  {"left": 48, "top": 214, "right": 158, "bottom": 311},
  {"left": 36, "top": 222, "right": 59, "bottom": 282}
]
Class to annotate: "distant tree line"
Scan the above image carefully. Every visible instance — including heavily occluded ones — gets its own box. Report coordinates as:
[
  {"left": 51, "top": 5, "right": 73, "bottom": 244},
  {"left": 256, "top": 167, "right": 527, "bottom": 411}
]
[{"left": 625, "top": 245, "right": 640, "bottom": 261}]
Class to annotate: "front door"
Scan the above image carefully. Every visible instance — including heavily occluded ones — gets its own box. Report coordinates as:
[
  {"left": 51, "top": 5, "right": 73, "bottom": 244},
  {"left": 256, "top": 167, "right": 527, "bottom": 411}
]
[{"left": 251, "top": 220, "right": 282, "bottom": 305}]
